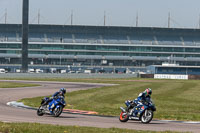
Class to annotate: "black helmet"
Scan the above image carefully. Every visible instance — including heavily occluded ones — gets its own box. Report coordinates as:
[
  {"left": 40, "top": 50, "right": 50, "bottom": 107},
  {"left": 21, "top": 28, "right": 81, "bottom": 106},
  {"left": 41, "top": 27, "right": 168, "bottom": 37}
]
[{"left": 60, "top": 88, "right": 66, "bottom": 94}]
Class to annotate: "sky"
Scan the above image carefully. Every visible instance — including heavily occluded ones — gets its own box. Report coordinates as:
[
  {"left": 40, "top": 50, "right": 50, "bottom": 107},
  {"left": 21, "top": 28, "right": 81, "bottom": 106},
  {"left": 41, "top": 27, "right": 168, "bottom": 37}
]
[{"left": 0, "top": 0, "right": 200, "bottom": 28}]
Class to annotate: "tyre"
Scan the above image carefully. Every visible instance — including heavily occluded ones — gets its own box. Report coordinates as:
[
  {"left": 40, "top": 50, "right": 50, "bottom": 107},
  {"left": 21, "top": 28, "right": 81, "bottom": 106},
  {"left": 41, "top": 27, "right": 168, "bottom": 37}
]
[
  {"left": 53, "top": 106, "right": 63, "bottom": 117},
  {"left": 119, "top": 111, "right": 129, "bottom": 122},
  {"left": 140, "top": 109, "right": 153, "bottom": 124},
  {"left": 37, "top": 106, "right": 44, "bottom": 116}
]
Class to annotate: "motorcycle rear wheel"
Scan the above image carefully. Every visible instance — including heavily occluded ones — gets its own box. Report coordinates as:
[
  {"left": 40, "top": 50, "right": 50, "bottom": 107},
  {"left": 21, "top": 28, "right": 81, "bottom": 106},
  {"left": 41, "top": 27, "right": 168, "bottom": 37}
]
[
  {"left": 37, "top": 106, "right": 44, "bottom": 116},
  {"left": 119, "top": 111, "right": 129, "bottom": 122},
  {"left": 53, "top": 106, "right": 63, "bottom": 117}
]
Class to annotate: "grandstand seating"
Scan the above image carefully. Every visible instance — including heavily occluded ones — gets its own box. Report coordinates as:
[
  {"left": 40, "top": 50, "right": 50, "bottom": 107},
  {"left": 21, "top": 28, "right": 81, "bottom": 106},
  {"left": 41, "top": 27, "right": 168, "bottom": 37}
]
[
  {"left": 1, "top": 24, "right": 200, "bottom": 47},
  {"left": 24, "top": 32, "right": 197, "bottom": 46},
  {"left": 29, "top": 33, "right": 45, "bottom": 42},
  {"left": 0, "top": 32, "right": 19, "bottom": 42}
]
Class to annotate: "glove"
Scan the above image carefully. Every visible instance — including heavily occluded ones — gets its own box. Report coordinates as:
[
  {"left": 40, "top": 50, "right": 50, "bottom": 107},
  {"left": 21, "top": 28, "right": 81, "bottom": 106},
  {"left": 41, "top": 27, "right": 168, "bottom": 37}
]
[{"left": 132, "top": 102, "right": 137, "bottom": 107}]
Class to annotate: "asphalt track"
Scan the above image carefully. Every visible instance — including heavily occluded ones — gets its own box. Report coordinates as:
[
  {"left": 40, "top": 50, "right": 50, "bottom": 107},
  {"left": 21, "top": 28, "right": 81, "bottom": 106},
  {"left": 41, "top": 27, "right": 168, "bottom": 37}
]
[{"left": 0, "top": 80, "right": 199, "bottom": 133}]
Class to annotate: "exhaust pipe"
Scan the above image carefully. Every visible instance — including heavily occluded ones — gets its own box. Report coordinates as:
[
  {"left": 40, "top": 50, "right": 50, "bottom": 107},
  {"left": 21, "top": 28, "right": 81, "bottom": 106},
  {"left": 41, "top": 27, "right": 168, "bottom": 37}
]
[{"left": 120, "top": 107, "right": 126, "bottom": 113}]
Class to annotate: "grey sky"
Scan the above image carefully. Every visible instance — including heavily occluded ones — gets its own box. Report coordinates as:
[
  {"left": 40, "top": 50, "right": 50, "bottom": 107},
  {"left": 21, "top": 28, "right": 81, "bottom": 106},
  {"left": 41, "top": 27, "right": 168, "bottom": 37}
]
[{"left": 0, "top": 0, "right": 200, "bottom": 28}]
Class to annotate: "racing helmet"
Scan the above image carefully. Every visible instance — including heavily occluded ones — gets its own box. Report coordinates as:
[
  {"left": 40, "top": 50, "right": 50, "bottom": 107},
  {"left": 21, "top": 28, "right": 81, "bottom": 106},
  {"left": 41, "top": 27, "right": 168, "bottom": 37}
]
[
  {"left": 145, "top": 88, "right": 152, "bottom": 96},
  {"left": 60, "top": 88, "right": 66, "bottom": 94}
]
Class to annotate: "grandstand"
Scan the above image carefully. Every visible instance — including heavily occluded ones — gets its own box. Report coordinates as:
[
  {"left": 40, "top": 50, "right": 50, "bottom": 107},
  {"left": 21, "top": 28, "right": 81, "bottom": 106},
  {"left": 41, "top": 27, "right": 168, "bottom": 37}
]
[{"left": 0, "top": 24, "right": 200, "bottom": 72}]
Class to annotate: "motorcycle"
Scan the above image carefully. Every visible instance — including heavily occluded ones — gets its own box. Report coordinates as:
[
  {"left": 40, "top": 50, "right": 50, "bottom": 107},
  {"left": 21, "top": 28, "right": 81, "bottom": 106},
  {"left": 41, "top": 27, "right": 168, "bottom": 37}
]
[
  {"left": 37, "top": 96, "right": 66, "bottom": 117},
  {"left": 119, "top": 97, "right": 156, "bottom": 124}
]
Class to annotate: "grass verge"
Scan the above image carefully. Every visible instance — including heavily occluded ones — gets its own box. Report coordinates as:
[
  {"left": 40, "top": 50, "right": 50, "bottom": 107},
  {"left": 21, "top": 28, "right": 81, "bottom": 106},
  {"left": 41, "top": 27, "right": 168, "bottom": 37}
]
[
  {"left": 0, "top": 122, "right": 184, "bottom": 133},
  {"left": 0, "top": 81, "right": 39, "bottom": 88},
  {"left": 18, "top": 78, "right": 200, "bottom": 121}
]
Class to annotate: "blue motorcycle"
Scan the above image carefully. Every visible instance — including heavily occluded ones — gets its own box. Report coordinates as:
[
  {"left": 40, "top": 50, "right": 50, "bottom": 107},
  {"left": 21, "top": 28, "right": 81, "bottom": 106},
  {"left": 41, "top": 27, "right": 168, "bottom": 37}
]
[
  {"left": 37, "top": 96, "right": 66, "bottom": 117},
  {"left": 119, "top": 97, "right": 156, "bottom": 124}
]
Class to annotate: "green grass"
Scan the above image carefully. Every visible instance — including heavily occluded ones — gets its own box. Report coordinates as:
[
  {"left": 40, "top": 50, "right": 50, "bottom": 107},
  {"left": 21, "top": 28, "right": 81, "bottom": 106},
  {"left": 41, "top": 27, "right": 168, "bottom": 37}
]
[
  {"left": 0, "top": 122, "right": 184, "bottom": 133},
  {"left": 0, "top": 81, "right": 39, "bottom": 88},
  {"left": 19, "top": 78, "right": 200, "bottom": 121}
]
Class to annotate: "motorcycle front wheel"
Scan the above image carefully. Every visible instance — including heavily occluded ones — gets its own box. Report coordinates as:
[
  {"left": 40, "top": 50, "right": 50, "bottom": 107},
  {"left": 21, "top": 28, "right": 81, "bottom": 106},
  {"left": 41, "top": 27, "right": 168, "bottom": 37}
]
[
  {"left": 119, "top": 111, "right": 129, "bottom": 122},
  {"left": 53, "top": 106, "right": 63, "bottom": 117},
  {"left": 140, "top": 109, "right": 153, "bottom": 124},
  {"left": 37, "top": 106, "right": 44, "bottom": 116}
]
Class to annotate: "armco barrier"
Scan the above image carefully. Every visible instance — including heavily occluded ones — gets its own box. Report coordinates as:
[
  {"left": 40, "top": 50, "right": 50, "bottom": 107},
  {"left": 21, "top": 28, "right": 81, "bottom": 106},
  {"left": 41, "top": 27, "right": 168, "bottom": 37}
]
[
  {"left": 140, "top": 74, "right": 154, "bottom": 78},
  {"left": 188, "top": 75, "right": 200, "bottom": 80}
]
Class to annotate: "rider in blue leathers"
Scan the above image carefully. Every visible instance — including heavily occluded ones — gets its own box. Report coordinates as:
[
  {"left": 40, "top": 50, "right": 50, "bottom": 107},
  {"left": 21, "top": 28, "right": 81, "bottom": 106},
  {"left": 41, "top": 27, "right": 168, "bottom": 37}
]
[
  {"left": 52, "top": 88, "right": 66, "bottom": 98},
  {"left": 127, "top": 88, "right": 152, "bottom": 116},
  {"left": 42, "top": 88, "right": 66, "bottom": 105}
]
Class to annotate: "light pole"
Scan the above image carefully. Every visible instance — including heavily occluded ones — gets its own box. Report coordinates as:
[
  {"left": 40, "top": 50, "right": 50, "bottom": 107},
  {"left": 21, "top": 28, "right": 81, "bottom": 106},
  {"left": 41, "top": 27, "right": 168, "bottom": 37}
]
[
  {"left": 21, "top": 0, "right": 29, "bottom": 72},
  {"left": 60, "top": 55, "right": 62, "bottom": 65}
]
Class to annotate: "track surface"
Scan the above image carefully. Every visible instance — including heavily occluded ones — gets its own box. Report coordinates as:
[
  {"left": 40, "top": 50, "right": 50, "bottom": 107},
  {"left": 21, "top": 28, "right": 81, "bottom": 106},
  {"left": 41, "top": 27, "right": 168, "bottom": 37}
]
[{"left": 0, "top": 80, "right": 199, "bottom": 133}]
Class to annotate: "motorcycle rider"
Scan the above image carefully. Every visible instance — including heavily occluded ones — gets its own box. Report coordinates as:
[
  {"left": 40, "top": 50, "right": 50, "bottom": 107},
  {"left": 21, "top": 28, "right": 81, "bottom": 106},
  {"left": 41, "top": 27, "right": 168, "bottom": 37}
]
[
  {"left": 42, "top": 88, "right": 66, "bottom": 105},
  {"left": 52, "top": 88, "right": 66, "bottom": 98},
  {"left": 127, "top": 88, "right": 152, "bottom": 116}
]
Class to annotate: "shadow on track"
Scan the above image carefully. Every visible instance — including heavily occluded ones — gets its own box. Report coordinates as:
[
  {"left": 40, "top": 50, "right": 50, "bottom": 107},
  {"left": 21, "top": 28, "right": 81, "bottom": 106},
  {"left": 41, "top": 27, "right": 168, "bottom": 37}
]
[
  {"left": 127, "top": 121, "right": 166, "bottom": 125},
  {"left": 58, "top": 116, "right": 83, "bottom": 119},
  {"left": 41, "top": 115, "right": 83, "bottom": 119}
]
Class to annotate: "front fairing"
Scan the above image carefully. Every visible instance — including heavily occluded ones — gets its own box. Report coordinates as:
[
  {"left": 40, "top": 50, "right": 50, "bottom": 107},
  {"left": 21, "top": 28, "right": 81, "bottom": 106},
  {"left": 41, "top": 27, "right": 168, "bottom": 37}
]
[
  {"left": 59, "top": 98, "right": 66, "bottom": 107},
  {"left": 48, "top": 99, "right": 56, "bottom": 110},
  {"left": 148, "top": 99, "right": 156, "bottom": 111},
  {"left": 52, "top": 97, "right": 66, "bottom": 107},
  {"left": 136, "top": 99, "right": 156, "bottom": 116}
]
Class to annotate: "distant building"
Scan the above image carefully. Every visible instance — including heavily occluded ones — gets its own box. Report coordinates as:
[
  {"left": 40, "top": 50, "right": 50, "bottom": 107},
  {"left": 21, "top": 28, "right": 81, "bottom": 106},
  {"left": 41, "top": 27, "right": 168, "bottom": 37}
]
[
  {"left": 1, "top": 24, "right": 200, "bottom": 71},
  {"left": 144, "top": 63, "right": 200, "bottom": 79},
  {"left": 147, "top": 63, "right": 200, "bottom": 75}
]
